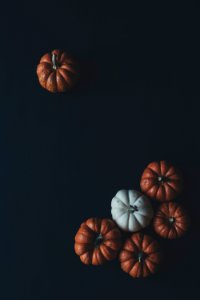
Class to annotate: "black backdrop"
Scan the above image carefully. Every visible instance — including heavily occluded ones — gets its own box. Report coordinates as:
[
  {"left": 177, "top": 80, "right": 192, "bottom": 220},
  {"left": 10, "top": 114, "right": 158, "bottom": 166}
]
[{"left": 1, "top": 1, "right": 200, "bottom": 300}]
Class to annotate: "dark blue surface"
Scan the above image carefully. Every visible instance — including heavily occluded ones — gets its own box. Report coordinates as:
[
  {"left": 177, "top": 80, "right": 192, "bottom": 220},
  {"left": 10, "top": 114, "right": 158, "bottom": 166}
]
[{"left": 1, "top": 1, "right": 200, "bottom": 299}]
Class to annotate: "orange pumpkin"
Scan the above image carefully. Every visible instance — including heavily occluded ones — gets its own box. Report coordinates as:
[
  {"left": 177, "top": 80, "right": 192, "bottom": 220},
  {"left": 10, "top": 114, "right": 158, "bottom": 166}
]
[
  {"left": 119, "top": 233, "right": 162, "bottom": 278},
  {"left": 153, "top": 202, "right": 189, "bottom": 239},
  {"left": 74, "top": 218, "right": 122, "bottom": 265},
  {"left": 36, "top": 49, "right": 79, "bottom": 93},
  {"left": 140, "top": 161, "right": 182, "bottom": 202}
]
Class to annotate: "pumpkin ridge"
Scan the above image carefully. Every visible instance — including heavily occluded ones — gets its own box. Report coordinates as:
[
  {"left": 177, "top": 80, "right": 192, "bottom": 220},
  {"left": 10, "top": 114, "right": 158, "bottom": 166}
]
[
  {"left": 174, "top": 222, "right": 187, "bottom": 232},
  {"left": 60, "top": 52, "right": 68, "bottom": 62},
  {"left": 46, "top": 72, "right": 57, "bottom": 92},
  {"left": 44, "top": 72, "right": 53, "bottom": 89},
  {"left": 173, "top": 222, "right": 183, "bottom": 232},
  {"left": 100, "top": 219, "right": 115, "bottom": 235},
  {"left": 155, "top": 224, "right": 167, "bottom": 234},
  {"left": 100, "top": 243, "right": 116, "bottom": 258},
  {"left": 161, "top": 203, "right": 169, "bottom": 216},
  {"left": 130, "top": 236, "right": 139, "bottom": 250},
  {"left": 128, "top": 262, "right": 138, "bottom": 277},
  {"left": 165, "top": 167, "right": 178, "bottom": 177},
  {"left": 40, "top": 53, "right": 52, "bottom": 64},
  {"left": 175, "top": 214, "right": 188, "bottom": 223},
  {"left": 154, "top": 215, "right": 166, "bottom": 223},
  {"left": 148, "top": 184, "right": 160, "bottom": 198},
  {"left": 37, "top": 62, "right": 52, "bottom": 70},
  {"left": 115, "top": 195, "right": 129, "bottom": 207},
  {"left": 173, "top": 205, "right": 184, "bottom": 215},
  {"left": 82, "top": 223, "right": 96, "bottom": 235},
  {"left": 128, "top": 190, "right": 141, "bottom": 203},
  {"left": 160, "top": 184, "right": 166, "bottom": 200},
  {"left": 111, "top": 207, "right": 127, "bottom": 220},
  {"left": 120, "top": 249, "right": 135, "bottom": 259},
  {"left": 156, "top": 211, "right": 167, "bottom": 219},
  {"left": 167, "top": 228, "right": 175, "bottom": 239},
  {"left": 132, "top": 233, "right": 143, "bottom": 249},
  {"left": 137, "top": 263, "right": 143, "bottom": 277},
  {"left": 134, "top": 210, "right": 152, "bottom": 218},
  {"left": 57, "top": 69, "right": 72, "bottom": 87},
  {"left": 130, "top": 213, "right": 141, "bottom": 229},
  {"left": 75, "top": 233, "right": 92, "bottom": 242},
  {"left": 61, "top": 64, "right": 77, "bottom": 74},
  {"left": 145, "top": 257, "right": 157, "bottom": 267},
  {"left": 146, "top": 252, "right": 161, "bottom": 265},
  {"left": 146, "top": 167, "right": 158, "bottom": 176},
  {"left": 75, "top": 230, "right": 94, "bottom": 241},
  {"left": 86, "top": 218, "right": 101, "bottom": 232},
  {"left": 134, "top": 212, "right": 150, "bottom": 224},
  {"left": 165, "top": 181, "right": 179, "bottom": 193},
  {"left": 103, "top": 239, "right": 121, "bottom": 251},
  {"left": 156, "top": 225, "right": 168, "bottom": 235},
  {"left": 154, "top": 223, "right": 166, "bottom": 231},
  {"left": 156, "top": 185, "right": 163, "bottom": 200},
  {"left": 147, "top": 162, "right": 161, "bottom": 174},
  {"left": 134, "top": 195, "right": 148, "bottom": 206},
  {"left": 75, "top": 243, "right": 92, "bottom": 255},
  {"left": 174, "top": 212, "right": 186, "bottom": 219},
  {"left": 167, "top": 172, "right": 179, "bottom": 178},
  {"left": 80, "top": 251, "right": 93, "bottom": 265},
  {"left": 143, "top": 240, "right": 155, "bottom": 252},
  {"left": 103, "top": 228, "right": 121, "bottom": 239},
  {"left": 143, "top": 260, "right": 152, "bottom": 275},
  {"left": 161, "top": 162, "right": 171, "bottom": 176},
  {"left": 143, "top": 181, "right": 156, "bottom": 191},
  {"left": 127, "top": 208, "right": 131, "bottom": 230},
  {"left": 58, "top": 68, "right": 70, "bottom": 83}
]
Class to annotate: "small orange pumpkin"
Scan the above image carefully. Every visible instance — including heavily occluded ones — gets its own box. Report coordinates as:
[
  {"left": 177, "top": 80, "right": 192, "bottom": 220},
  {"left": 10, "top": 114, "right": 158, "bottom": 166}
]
[
  {"left": 119, "top": 233, "right": 162, "bottom": 278},
  {"left": 74, "top": 218, "right": 122, "bottom": 265},
  {"left": 140, "top": 160, "right": 183, "bottom": 202},
  {"left": 153, "top": 202, "right": 189, "bottom": 239},
  {"left": 36, "top": 49, "right": 79, "bottom": 93}
]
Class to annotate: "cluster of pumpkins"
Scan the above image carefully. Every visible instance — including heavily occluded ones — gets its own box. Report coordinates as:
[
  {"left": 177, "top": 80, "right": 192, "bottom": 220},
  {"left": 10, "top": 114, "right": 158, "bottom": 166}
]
[
  {"left": 36, "top": 50, "right": 189, "bottom": 278},
  {"left": 74, "top": 160, "right": 189, "bottom": 278}
]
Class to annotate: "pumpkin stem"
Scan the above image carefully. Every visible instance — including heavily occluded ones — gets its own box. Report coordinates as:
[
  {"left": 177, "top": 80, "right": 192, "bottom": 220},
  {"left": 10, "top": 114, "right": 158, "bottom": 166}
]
[
  {"left": 169, "top": 217, "right": 175, "bottom": 224},
  {"left": 94, "top": 233, "right": 103, "bottom": 247},
  {"left": 158, "top": 176, "right": 168, "bottom": 183},
  {"left": 138, "top": 252, "right": 144, "bottom": 263},
  {"left": 52, "top": 53, "right": 57, "bottom": 70},
  {"left": 129, "top": 205, "right": 138, "bottom": 213}
]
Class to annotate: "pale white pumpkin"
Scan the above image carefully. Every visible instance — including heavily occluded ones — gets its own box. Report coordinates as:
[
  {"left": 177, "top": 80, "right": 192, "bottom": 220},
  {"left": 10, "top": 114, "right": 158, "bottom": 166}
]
[{"left": 111, "top": 190, "right": 153, "bottom": 232}]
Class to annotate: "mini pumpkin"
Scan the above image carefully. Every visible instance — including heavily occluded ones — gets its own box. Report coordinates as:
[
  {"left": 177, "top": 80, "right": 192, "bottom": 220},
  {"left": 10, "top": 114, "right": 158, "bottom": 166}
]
[
  {"left": 111, "top": 190, "right": 153, "bottom": 232},
  {"left": 153, "top": 202, "right": 189, "bottom": 239},
  {"left": 140, "top": 160, "right": 182, "bottom": 202},
  {"left": 74, "top": 218, "right": 122, "bottom": 265},
  {"left": 36, "top": 49, "right": 79, "bottom": 93},
  {"left": 119, "top": 233, "right": 162, "bottom": 278}
]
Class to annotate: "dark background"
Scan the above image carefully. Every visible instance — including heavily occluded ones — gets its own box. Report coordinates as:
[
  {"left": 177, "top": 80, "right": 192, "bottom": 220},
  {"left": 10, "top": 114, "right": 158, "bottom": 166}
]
[{"left": 1, "top": 1, "right": 200, "bottom": 299}]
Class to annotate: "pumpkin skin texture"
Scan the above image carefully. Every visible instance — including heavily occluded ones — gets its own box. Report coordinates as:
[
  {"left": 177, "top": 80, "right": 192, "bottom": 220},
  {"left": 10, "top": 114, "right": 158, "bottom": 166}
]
[
  {"left": 36, "top": 49, "right": 79, "bottom": 93},
  {"left": 111, "top": 190, "right": 153, "bottom": 232},
  {"left": 119, "top": 233, "right": 162, "bottom": 278},
  {"left": 153, "top": 202, "right": 189, "bottom": 239},
  {"left": 140, "top": 161, "right": 183, "bottom": 202},
  {"left": 74, "top": 218, "right": 122, "bottom": 266}
]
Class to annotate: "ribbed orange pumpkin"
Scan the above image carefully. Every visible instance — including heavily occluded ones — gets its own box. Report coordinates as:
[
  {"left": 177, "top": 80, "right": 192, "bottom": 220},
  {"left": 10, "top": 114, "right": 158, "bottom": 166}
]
[
  {"left": 74, "top": 218, "right": 122, "bottom": 265},
  {"left": 119, "top": 233, "right": 162, "bottom": 278},
  {"left": 153, "top": 202, "right": 189, "bottom": 239},
  {"left": 36, "top": 49, "right": 79, "bottom": 93},
  {"left": 140, "top": 161, "right": 182, "bottom": 202}
]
